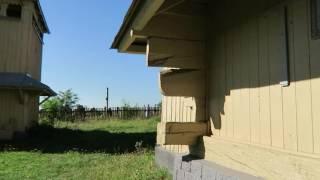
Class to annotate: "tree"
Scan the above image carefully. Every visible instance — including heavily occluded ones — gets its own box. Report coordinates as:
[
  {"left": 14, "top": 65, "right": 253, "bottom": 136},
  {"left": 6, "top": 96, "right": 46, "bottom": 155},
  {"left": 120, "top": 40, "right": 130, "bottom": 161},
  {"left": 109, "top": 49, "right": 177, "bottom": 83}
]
[
  {"left": 41, "top": 89, "right": 79, "bottom": 111},
  {"left": 40, "top": 89, "right": 79, "bottom": 124},
  {"left": 59, "top": 89, "right": 79, "bottom": 109},
  {"left": 41, "top": 97, "right": 63, "bottom": 112}
]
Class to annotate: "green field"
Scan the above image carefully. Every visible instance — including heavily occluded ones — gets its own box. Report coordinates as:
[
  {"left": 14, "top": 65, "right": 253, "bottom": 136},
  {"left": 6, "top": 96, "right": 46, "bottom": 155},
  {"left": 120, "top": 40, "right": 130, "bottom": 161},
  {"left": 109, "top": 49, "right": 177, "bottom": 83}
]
[{"left": 0, "top": 118, "right": 170, "bottom": 180}]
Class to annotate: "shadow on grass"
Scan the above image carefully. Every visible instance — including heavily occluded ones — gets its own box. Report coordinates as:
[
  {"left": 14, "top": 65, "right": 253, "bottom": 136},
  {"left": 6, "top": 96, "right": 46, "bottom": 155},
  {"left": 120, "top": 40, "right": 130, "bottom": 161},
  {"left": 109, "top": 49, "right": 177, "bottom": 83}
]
[{"left": 0, "top": 125, "right": 156, "bottom": 154}]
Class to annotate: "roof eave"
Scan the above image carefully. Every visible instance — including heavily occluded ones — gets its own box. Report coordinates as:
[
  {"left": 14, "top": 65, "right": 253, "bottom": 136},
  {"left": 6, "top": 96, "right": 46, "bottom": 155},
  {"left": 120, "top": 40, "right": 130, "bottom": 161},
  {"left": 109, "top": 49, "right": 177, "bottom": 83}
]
[
  {"left": 111, "top": 0, "right": 165, "bottom": 52},
  {"left": 0, "top": 73, "right": 57, "bottom": 97},
  {"left": 34, "top": 0, "right": 50, "bottom": 34},
  {"left": 111, "top": 0, "right": 142, "bottom": 49}
]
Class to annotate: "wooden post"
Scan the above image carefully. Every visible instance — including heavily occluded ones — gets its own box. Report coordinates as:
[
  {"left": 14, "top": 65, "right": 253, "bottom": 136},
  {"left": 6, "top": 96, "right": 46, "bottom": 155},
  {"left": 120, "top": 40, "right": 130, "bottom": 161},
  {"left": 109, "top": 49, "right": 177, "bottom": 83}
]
[{"left": 106, "top": 88, "right": 109, "bottom": 110}]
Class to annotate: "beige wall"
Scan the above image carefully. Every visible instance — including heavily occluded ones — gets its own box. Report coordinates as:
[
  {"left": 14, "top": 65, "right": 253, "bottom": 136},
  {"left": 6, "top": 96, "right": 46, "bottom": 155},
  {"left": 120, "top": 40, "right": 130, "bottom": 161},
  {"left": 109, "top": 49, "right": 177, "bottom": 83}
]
[
  {"left": 160, "top": 96, "right": 193, "bottom": 153},
  {"left": 160, "top": 95, "right": 207, "bottom": 153},
  {"left": 208, "top": 0, "right": 320, "bottom": 156},
  {"left": 115, "top": 0, "right": 320, "bottom": 177},
  {"left": 0, "top": 1, "right": 43, "bottom": 80},
  {"left": 0, "top": 1, "right": 43, "bottom": 139},
  {"left": 205, "top": 0, "right": 320, "bottom": 178},
  {"left": 0, "top": 91, "right": 24, "bottom": 137}
]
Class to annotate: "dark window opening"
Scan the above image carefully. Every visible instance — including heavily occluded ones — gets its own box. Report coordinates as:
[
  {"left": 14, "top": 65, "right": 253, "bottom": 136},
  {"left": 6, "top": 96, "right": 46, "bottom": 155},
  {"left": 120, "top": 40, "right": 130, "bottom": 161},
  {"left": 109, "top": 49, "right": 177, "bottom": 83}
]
[{"left": 6, "top": 4, "right": 22, "bottom": 18}]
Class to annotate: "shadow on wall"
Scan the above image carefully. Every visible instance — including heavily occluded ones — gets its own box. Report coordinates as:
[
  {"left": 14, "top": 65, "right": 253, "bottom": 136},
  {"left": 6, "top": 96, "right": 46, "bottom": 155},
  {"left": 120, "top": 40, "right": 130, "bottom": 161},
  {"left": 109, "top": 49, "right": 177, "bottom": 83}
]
[
  {"left": 206, "top": 0, "right": 320, "bottom": 130},
  {"left": 186, "top": 0, "right": 320, "bottom": 159},
  {"left": 0, "top": 125, "right": 156, "bottom": 154}
]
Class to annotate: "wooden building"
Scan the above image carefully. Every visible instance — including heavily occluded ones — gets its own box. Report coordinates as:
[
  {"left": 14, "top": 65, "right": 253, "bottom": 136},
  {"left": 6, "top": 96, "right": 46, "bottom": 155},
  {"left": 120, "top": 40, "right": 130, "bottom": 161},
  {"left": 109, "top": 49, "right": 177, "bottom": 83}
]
[
  {"left": 113, "top": 0, "right": 320, "bottom": 179},
  {"left": 0, "top": 0, "right": 55, "bottom": 140}
]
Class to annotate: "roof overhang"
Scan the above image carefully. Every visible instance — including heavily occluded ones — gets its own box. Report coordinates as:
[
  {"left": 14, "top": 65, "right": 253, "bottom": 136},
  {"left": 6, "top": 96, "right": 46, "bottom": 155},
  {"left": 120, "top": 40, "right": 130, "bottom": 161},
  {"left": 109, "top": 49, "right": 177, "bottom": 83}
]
[
  {"left": 111, "top": 0, "right": 165, "bottom": 52},
  {"left": 112, "top": 0, "right": 208, "bottom": 68},
  {"left": 0, "top": 73, "right": 56, "bottom": 96},
  {"left": 33, "top": 0, "right": 50, "bottom": 34}
]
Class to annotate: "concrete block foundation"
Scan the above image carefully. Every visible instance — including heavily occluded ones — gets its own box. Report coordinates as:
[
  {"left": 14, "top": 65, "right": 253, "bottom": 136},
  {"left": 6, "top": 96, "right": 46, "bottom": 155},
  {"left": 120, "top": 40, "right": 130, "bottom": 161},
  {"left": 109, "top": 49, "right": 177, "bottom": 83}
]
[{"left": 155, "top": 146, "right": 263, "bottom": 180}]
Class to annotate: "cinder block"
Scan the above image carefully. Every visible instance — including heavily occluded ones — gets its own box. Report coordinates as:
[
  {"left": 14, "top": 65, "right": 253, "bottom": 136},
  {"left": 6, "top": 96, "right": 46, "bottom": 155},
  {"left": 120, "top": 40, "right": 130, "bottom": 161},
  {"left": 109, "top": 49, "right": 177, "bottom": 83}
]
[
  {"left": 176, "top": 170, "right": 185, "bottom": 180},
  {"left": 156, "top": 146, "right": 261, "bottom": 180},
  {"left": 202, "top": 164, "right": 218, "bottom": 180},
  {"left": 182, "top": 161, "right": 191, "bottom": 172},
  {"left": 174, "top": 155, "right": 183, "bottom": 171},
  {"left": 155, "top": 146, "right": 185, "bottom": 175},
  {"left": 185, "top": 171, "right": 201, "bottom": 180},
  {"left": 191, "top": 160, "right": 203, "bottom": 179},
  {"left": 173, "top": 170, "right": 178, "bottom": 180}
]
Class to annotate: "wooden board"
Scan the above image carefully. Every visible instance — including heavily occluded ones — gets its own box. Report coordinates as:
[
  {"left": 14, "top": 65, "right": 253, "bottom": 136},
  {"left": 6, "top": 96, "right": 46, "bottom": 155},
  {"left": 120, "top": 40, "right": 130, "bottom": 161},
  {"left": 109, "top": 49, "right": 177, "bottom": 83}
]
[
  {"left": 157, "top": 122, "right": 209, "bottom": 145},
  {"left": 160, "top": 69, "right": 206, "bottom": 97},
  {"left": 309, "top": 0, "right": 320, "bottom": 154},
  {"left": 204, "top": 137, "right": 320, "bottom": 180},
  {"left": 268, "top": 6, "right": 285, "bottom": 149},
  {"left": 292, "top": 0, "right": 313, "bottom": 153},
  {"left": 282, "top": 4, "right": 298, "bottom": 152},
  {"left": 147, "top": 37, "right": 205, "bottom": 69},
  {"left": 225, "top": 30, "right": 235, "bottom": 138},
  {"left": 205, "top": 0, "right": 320, "bottom": 157},
  {"left": 258, "top": 14, "right": 272, "bottom": 146},
  {"left": 248, "top": 18, "right": 261, "bottom": 144}
]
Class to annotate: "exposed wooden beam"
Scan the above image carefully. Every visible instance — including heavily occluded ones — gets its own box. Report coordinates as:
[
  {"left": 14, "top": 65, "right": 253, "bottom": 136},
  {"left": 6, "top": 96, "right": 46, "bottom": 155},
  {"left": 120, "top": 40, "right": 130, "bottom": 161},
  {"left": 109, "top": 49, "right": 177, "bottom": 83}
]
[
  {"left": 160, "top": 69, "right": 206, "bottom": 97},
  {"left": 126, "top": 44, "right": 146, "bottom": 54},
  {"left": 39, "top": 96, "right": 50, "bottom": 106},
  {"left": 157, "top": 0, "right": 208, "bottom": 17},
  {"left": 130, "top": 29, "right": 147, "bottom": 39},
  {"left": 117, "top": 0, "right": 165, "bottom": 52},
  {"left": 118, "top": 31, "right": 135, "bottom": 52},
  {"left": 119, "top": 0, "right": 208, "bottom": 53},
  {"left": 141, "top": 13, "right": 206, "bottom": 41},
  {"left": 147, "top": 37, "right": 205, "bottom": 69},
  {"left": 157, "top": 122, "right": 210, "bottom": 145},
  {"left": 133, "top": 0, "right": 165, "bottom": 31}
]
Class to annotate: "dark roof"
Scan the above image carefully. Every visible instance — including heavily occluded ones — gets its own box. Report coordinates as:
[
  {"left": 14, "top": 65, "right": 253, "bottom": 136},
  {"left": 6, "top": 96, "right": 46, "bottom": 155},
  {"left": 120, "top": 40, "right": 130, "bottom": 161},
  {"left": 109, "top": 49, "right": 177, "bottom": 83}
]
[
  {"left": 111, "top": 0, "right": 143, "bottom": 49},
  {"left": 0, "top": 73, "right": 56, "bottom": 96}
]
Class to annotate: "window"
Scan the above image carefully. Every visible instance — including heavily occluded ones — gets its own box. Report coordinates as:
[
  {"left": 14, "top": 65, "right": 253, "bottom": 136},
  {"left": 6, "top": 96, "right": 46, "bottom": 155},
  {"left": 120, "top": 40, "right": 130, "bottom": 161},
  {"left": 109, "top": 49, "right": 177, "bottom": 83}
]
[
  {"left": 6, "top": 4, "right": 21, "bottom": 18},
  {"left": 311, "top": 0, "right": 320, "bottom": 39}
]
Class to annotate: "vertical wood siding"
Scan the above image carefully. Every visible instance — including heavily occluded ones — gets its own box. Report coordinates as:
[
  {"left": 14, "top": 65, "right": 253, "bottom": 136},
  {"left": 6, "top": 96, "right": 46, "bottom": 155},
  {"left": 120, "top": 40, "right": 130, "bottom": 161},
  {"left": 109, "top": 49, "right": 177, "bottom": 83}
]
[
  {"left": 161, "top": 95, "right": 207, "bottom": 153},
  {"left": 0, "top": 91, "right": 24, "bottom": 132},
  {"left": 0, "top": 4, "right": 43, "bottom": 135},
  {"left": 208, "top": 0, "right": 320, "bottom": 155}
]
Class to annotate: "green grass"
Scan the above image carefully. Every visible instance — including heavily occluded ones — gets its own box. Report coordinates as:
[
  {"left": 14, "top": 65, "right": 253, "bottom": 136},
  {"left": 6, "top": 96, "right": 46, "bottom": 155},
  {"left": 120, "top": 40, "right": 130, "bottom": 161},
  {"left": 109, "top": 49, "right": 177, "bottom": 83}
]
[
  {"left": 0, "top": 117, "right": 170, "bottom": 180},
  {"left": 55, "top": 118, "right": 158, "bottom": 133}
]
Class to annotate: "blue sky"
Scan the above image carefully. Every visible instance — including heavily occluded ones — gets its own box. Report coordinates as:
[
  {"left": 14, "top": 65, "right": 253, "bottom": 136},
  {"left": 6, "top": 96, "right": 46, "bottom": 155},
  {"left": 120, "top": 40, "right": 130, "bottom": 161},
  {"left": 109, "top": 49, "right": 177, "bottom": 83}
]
[{"left": 40, "top": 0, "right": 161, "bottom": 107}]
